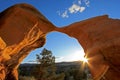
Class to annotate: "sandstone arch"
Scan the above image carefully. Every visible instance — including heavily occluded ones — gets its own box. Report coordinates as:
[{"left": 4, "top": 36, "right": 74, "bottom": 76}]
[
  {"left": 0, "top": 4, "right": 120, "bottom": 80},
  {"left": 55, "top": 15, "right": 120, "bottom": 80},
  {"left": 0, "top": 4, "right": 55, "bottom": 80}
]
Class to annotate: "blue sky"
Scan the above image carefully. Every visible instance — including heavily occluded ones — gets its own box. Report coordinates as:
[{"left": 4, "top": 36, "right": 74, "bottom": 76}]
[{"left": 0, "top": 0, "right": 120, "bottom": 63}]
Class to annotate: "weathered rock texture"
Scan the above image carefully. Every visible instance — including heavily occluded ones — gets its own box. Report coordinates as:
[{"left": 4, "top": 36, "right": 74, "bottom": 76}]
[
  {"left": 0, "top": 3, "right": 120, "bottom": 80},
  {"left": 56, "top": 15, "right": 120, "bottom": 80},
  {"left": 0, "top": 4, "right": 55, "bottom": 80}
]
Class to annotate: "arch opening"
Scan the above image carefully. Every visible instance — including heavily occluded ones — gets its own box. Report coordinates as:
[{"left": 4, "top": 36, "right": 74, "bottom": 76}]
[
  {"left": 21, "top": 31, "right": 92, "bottom": 79},
  {"left": 23, "top": 31, "right": 86, "bottom": 63}
]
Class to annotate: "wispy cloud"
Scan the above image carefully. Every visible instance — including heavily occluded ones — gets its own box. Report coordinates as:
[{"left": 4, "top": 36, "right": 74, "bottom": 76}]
[
  {"left": 69, "top": 4, "right": 85, "bottom": 13},
  {"left": 61, "top": 10, "right": 69, "bottom": 18},
  {"left": 57, "top": 0, "right": 90, "bottom": 18},
  {"left": 84, "top": 0, "right": 90, "bottom": 7},
  {"left": 57, "top": 10, "right": 69, "bottom": 18}
]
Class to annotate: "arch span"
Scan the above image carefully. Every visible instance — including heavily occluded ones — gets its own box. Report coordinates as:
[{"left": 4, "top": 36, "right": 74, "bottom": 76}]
[
  {"left": 0, "top": 4, "right": 120, "bottom": 80},
  {"left": 55, "top": 15, "right": 120, "bottom": 80}
]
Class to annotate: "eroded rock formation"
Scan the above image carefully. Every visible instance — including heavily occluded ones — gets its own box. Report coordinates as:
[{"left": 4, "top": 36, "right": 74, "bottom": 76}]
[
  {"left": 56, "top": 15, "right": 120, "bottom": 80},
  {"left": 0, "top": 4, "right": 55, "bottom": 80},
  {"left": 0, "top": 3, "right": 120, "bottom": 80}
]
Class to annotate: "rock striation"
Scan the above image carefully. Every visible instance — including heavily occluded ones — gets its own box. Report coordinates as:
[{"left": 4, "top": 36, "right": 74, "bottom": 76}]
[{"left": 0, "top": 3, "right": 120, "bottom": 80}]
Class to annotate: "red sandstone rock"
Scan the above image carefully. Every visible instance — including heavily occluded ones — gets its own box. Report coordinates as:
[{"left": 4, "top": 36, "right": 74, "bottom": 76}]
[
  {"left": 56, "top": 15, "right": 120, "bottom": 80},
  {"left": 0, "top": 4, "right": 55, "bottom": 80},
  {"left": 0, "top": 3, "right": 120, "bottom": 80},
  {"left": 0, "top": 4, "right": 55, "bottom": 46}
]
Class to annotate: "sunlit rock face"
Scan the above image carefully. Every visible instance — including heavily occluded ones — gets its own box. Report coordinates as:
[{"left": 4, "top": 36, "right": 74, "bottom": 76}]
[
  {"left": 0, "top": 3, "right": 120, "bottom": 80},
  {"left": 0, "top": 4, "right": 55, "bottom": 46},
  {"left": 56, "top": 15, "right": 120, "bottom": 80},
  {"left": 0, "top": 4, "right": 55, "bottom": 80}
]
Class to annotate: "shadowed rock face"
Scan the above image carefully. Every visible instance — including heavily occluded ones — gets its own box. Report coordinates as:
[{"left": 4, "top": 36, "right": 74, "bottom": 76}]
[{"left": 0, "top": 3, "right": 120, "bottom": 80}]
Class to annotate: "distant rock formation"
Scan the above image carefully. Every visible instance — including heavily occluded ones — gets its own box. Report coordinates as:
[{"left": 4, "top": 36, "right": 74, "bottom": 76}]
[{"left": 0, "top": 3, "right": 120, "bottom": 80}]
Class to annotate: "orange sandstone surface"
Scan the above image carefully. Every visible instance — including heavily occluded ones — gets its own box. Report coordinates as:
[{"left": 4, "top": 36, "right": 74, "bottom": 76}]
[
  {"left": 0, "top": 4, "right": 120, "bottom": 80},
  {"left": 56, "top": 15, "right": 120, "bottom": 80}
]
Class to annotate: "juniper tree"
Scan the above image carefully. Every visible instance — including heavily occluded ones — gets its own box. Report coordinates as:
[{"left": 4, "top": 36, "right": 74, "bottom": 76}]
[{"left": 32, "top": 48, "right": 65, "bottom": 80}]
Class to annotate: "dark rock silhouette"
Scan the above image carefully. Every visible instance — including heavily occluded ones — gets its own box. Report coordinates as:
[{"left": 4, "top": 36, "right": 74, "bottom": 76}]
[{"left": 0, "top": 3, "right": 120, "bottom": 80}]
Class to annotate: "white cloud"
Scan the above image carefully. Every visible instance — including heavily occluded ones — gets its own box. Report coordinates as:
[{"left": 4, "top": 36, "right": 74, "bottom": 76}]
[
  {"left": 57, "top": 11, "right": 61, "bottom": 16},
  {"left": 80, "top": 7, "right": 86, "bottom": 12},
  {"left": 61, "top": 10, "right": 69, "bottom": 18},
  {"left": 84, "top": 0, "right": 90, "bottom": 7},
  {"left": 69, "top": 4, "right": 85, "bottom": 13},
  {"left": 57, "top": 0, "right": 90, "bottom": 18},
  {"left": 57, "top": 10, "right": 69, "bottom": 18}
]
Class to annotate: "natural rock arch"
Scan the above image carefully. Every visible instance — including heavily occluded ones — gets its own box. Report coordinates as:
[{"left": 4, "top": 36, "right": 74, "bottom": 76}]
[{"left": 0, "top": 3, "right": 120, "bottom": 80}]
